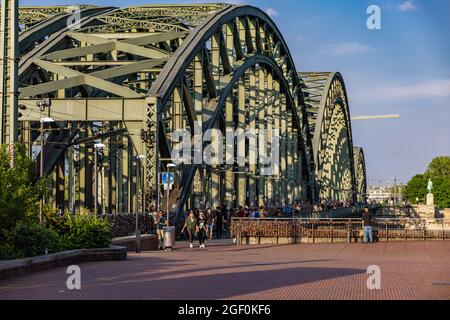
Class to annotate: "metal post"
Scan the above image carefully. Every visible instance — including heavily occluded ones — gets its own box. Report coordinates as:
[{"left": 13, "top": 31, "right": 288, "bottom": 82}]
[
  {"left": 136, "top": 160, "right": 140, "bottom": 253},
  {"left": 39, "top": 121, "right": 44, "bottom": 225},
  {"left": 386, "top": 222, "right": 388, "bottom": 242},
  {"left": 166, "top": 165, "right": 170, "bottom": 227},
  {"left": 0, "top": 0, "right": 19, "bottom": 146},
  {"left": 347, "top": 220, "right": 351, "bottom": 243},
  {"left": 94, "top": 148, "right": 98, "bottom": 215},
  {"left": 157, "top": 171, "right": 160, "bottom": 211},
  {"left": 102, "top": 166, "right": 106, "bottom": 215}
]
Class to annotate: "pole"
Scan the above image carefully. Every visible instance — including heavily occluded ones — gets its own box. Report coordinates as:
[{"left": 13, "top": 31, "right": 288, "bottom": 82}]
[
  {"left": 143, "top": 164, "right": 147, "bottom": 213},
  {"left": 166, "top": 166, "right": 170, "bottom": 227},
  {"left": 94, "top": 148, "right": 98, "bottom": 215},
  {"left": 39, "top": 121, "right": 44, "bottom": 225},
  {"left": 135, "top": 159, "right": 141, "bottom": 253},
  {"left": 101, "top": 166, "right": 105, "bottom": 215},
  {"left": 136, "top": 163, "right": 140, "bottom": 216}
]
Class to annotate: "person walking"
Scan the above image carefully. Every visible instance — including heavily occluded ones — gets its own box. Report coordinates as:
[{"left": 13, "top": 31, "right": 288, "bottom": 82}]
[
  {"left": 206, "top": 208, "right": 214, "bottom": 240},
  {"left": 362, "top": 206, "right": 374, "bottom": 243},
  {"left": 182, "top": 210, "right": 197, "bottom": 248},
  {"left": 214, "top": 205, "right": 224, "bottom": 239},
  {"left": 197, "top": 212, "right": 209, "bottom": 248},
  {"left": 155, "top": 210, "right": 167, "bottom": 250}
]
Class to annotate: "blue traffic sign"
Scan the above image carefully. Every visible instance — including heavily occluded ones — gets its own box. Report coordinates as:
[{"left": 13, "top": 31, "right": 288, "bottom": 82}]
[{"left": 162, "top": 172, "right": 175, "bottom": 184}]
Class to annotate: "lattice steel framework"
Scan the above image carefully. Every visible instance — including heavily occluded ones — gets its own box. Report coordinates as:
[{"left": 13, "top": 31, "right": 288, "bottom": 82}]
[
  {"left": 1, "top": 3, "right": 366, "bottom": 215},
  {"left": 299, "top": 72, "right": 357, "bottom": 202},
  {"left": 353, "top": 147, "right": 367, "bottom": 203}
]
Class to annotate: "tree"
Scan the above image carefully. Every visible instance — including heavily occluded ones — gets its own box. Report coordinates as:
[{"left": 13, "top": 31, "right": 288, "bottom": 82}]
[
  {"left": 425, "top": 156, "right": 450, "bottom": 178},
  {"left": 432, "top": 177, "right": 450, "bottom": 209},
  {"left": 405, "top": 156, "right": 450, "bottom": 208},
  {"left": 404, "top": 174, "right": 427, "bottom": 205},
  {"left": 0, "top": 144, "right": 49, "bottom": 240}
]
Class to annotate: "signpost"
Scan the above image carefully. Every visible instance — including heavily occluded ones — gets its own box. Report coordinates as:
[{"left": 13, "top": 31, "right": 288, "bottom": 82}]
[{"left": 162, "top": 172, "right": 175, "bottom": 186}]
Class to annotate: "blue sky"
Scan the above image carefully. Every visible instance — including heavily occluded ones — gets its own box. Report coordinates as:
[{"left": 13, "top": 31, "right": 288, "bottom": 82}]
[{"left": 19, "top": 0, "right": 450, "bottom": 186}]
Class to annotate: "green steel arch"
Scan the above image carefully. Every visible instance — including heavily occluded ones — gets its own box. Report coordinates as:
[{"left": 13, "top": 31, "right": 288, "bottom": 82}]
[
  {"left": 299, "top": 72, "right": 357, "bottom": 202},
  {"left": 353, "top": 147, "right": 367, "bottom": 203},
  {"left": 147, "top": 4, "right": 316, "bottom": 213},
  {"left": 2, "top": 3, "right": 367, "bottom": 215}
]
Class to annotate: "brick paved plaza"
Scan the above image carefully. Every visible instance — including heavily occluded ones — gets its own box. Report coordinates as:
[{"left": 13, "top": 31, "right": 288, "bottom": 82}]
[{"left": 1, "top": 241, "right": 449, "bottom": 300}]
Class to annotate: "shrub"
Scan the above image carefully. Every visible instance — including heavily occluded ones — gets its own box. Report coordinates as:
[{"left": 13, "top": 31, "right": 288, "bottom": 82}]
[
  {"left": 44, "top": 208, "right": 70, "bottom": 235},
  {"left": 64, "top": 215, "right": 112, "bottom": 249},
  {"left": 0, "top": 145, "right": 48, "bottom": 240},
  {"left": 0, "top": 242, "right": 17, "bottom": 260},
  {"left": 4, "top": 222, "right": 65, "bottom": 259}
]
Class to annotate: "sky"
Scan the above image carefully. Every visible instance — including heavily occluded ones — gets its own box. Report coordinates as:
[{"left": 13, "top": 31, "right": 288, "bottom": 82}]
[{"left": 18, "top": 0, "right": 450, "bottom": 186}]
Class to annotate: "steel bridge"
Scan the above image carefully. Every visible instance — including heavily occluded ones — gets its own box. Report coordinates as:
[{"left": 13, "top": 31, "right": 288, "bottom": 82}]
[{"left": 0, "top": 3, "right": 367, "bottom": 215}]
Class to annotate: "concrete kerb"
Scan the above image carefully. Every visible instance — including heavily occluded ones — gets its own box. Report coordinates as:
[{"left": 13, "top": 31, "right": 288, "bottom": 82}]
[{"left": 0, "top": 245, "right": 127, "bottom": 280}]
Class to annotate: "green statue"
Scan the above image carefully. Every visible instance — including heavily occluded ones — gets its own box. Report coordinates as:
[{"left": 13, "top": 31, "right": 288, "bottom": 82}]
[{"left": 427, "top": 179, "right": 433, "bottom": 193}]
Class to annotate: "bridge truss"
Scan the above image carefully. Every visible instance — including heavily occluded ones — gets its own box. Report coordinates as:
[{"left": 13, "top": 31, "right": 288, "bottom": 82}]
[{"left": 0, "top": 3, "right": 367, "bottom": 215}]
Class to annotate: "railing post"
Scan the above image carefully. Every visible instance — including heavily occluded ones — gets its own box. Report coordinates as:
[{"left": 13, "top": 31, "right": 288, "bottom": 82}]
[
  {"left": 330, "top": 219, "right": 333, "bottom": 243},
  {"left": 443, "top": 220, "right": 445, "bottom": 241},
  {"left": 347, "top": 220, "right": 351, "bottom": 243},
  {"left": 385, "top": 222, "right": 388, "bottom": 243},
  {"left": 312, "top": 221, "right": 315, "bottom": 244},
  {"left": 423, "top": 227, "right": 426, "bottom": 241},
  {"left": 275, "top": 219, "right": 279, "bottom": 244},
  {"left": 237, "top": 220, "right": 241, "bottom": 246}
]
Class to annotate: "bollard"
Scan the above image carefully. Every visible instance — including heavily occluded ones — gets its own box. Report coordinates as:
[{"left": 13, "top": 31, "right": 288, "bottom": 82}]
[
  {"left": 347, "top": 222, "right": 351, "bottom": 243},
  {"left": 385, "top": 223, "right": 388, "bottom": 242}
]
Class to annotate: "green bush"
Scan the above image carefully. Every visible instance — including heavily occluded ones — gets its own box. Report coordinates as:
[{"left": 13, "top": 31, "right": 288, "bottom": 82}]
[
  {"left": 44, "top": 208, "right": 70, "bottom": 235},
  {"left": 0, "top": 242, "right": 17, "bottom": 260},
  {"left": 4, "top": 222, "right": 65, "bottom": 259},
  {"left": 0, "top": 144, "right": 50, "bottom": 241},
  {"left": 64, "top": 215, "right": 112, "bottom": 250}
]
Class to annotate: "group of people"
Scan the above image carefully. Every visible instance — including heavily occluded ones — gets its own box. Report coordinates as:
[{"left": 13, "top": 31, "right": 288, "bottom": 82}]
[
  {"left": 152, "top": 201, "right": 370, "bottom": 249},
  {"left": 152, "top": 206, "right": 228, "bottom": 250},
  {"left": 180, "top": 206, "right": 227, "bottom": 249}
]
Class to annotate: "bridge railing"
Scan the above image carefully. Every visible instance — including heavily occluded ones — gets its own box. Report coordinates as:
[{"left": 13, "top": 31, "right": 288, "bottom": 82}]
[
  {"left": 291, "top": 205, "right": 378, "bottom": 219},
  {"left": 231, "top": 218, "right": 450, "bottom": 245}
]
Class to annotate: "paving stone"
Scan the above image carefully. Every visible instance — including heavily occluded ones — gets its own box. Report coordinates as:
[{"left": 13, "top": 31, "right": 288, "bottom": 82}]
[{"left": 0, "top": 241, "right": 449, "bottom": 300}]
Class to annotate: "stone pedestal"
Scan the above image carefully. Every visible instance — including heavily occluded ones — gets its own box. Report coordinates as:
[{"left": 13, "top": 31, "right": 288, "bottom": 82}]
[
  {"left": 412, "top": 205, "right": 438, "bottom": 219},
  {"left": 426, "top": 193, "right": 434, "bottom": 206}
]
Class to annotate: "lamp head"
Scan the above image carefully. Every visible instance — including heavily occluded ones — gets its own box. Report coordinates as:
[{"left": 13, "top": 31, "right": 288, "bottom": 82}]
[
  {"left": 40, "top": 117, "right": 54, "bottom": 124},
  {"left": 94, "top": 143, "right": 106, "bottom": 150}
]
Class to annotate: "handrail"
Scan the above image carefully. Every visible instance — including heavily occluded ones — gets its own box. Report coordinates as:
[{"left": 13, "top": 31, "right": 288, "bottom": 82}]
[{"left": 231, "top": 217, "right": 450, "bottom": 244}]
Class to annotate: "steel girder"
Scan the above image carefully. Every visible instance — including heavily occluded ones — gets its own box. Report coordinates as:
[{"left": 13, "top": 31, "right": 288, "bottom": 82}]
[
  {"left": 299, "top": 72, "right": 359, "bottom": 202},
  {"left": 5, "top": 3, "right": 366, "bottom": 215},
  {"left": 353, "top": 147, "right": 367, "bottom": 203},
  {"left": 148, "top": 4, "right": 316, "bottom": 215}
]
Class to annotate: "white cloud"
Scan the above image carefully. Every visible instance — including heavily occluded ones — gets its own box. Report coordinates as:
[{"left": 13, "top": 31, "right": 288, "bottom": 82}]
[
  {"left": 265, "top": 8, "right": 279, "bottom": 17},
  {"left": 398, "top": 1, "right": 419, "bottom": 12},
  {"left": 376, "top": 79, "right": 450, "bottom": 100},
  {"left": 326, "top": 42, "right": 374, "bottom": 56},
  {"left": 356, "top": 79, "right": 450, "bottom": 102}
]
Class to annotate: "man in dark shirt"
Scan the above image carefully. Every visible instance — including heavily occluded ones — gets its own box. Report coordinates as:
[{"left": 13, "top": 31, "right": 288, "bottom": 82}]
[{"left": 362, "top": 206, "right": 373, "bottom": 243}]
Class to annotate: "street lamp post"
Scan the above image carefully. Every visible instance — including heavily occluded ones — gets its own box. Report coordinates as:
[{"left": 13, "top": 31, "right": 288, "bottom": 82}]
[
  {"left": 135, "top": 155, "right": 147, "bottom": 253},
  {"left": 39, "top": 117, "right": 54, "bottom": 226},
  {"left": 93, "top": 143, "right": 106, "bottom": 215},
  {"left": 166, "top": 163, "right": 176, "bottom": 227}
]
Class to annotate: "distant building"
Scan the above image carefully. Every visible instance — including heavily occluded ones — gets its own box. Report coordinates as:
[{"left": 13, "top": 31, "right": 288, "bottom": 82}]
[{"left": 367, "top": 186, "right": 393, "bottom": 203}]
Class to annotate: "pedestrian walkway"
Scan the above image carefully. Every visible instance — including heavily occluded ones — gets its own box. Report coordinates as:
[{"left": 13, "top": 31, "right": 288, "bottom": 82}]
[{"left": 1, "top": 241, "right": 449, "bottom": 300}]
